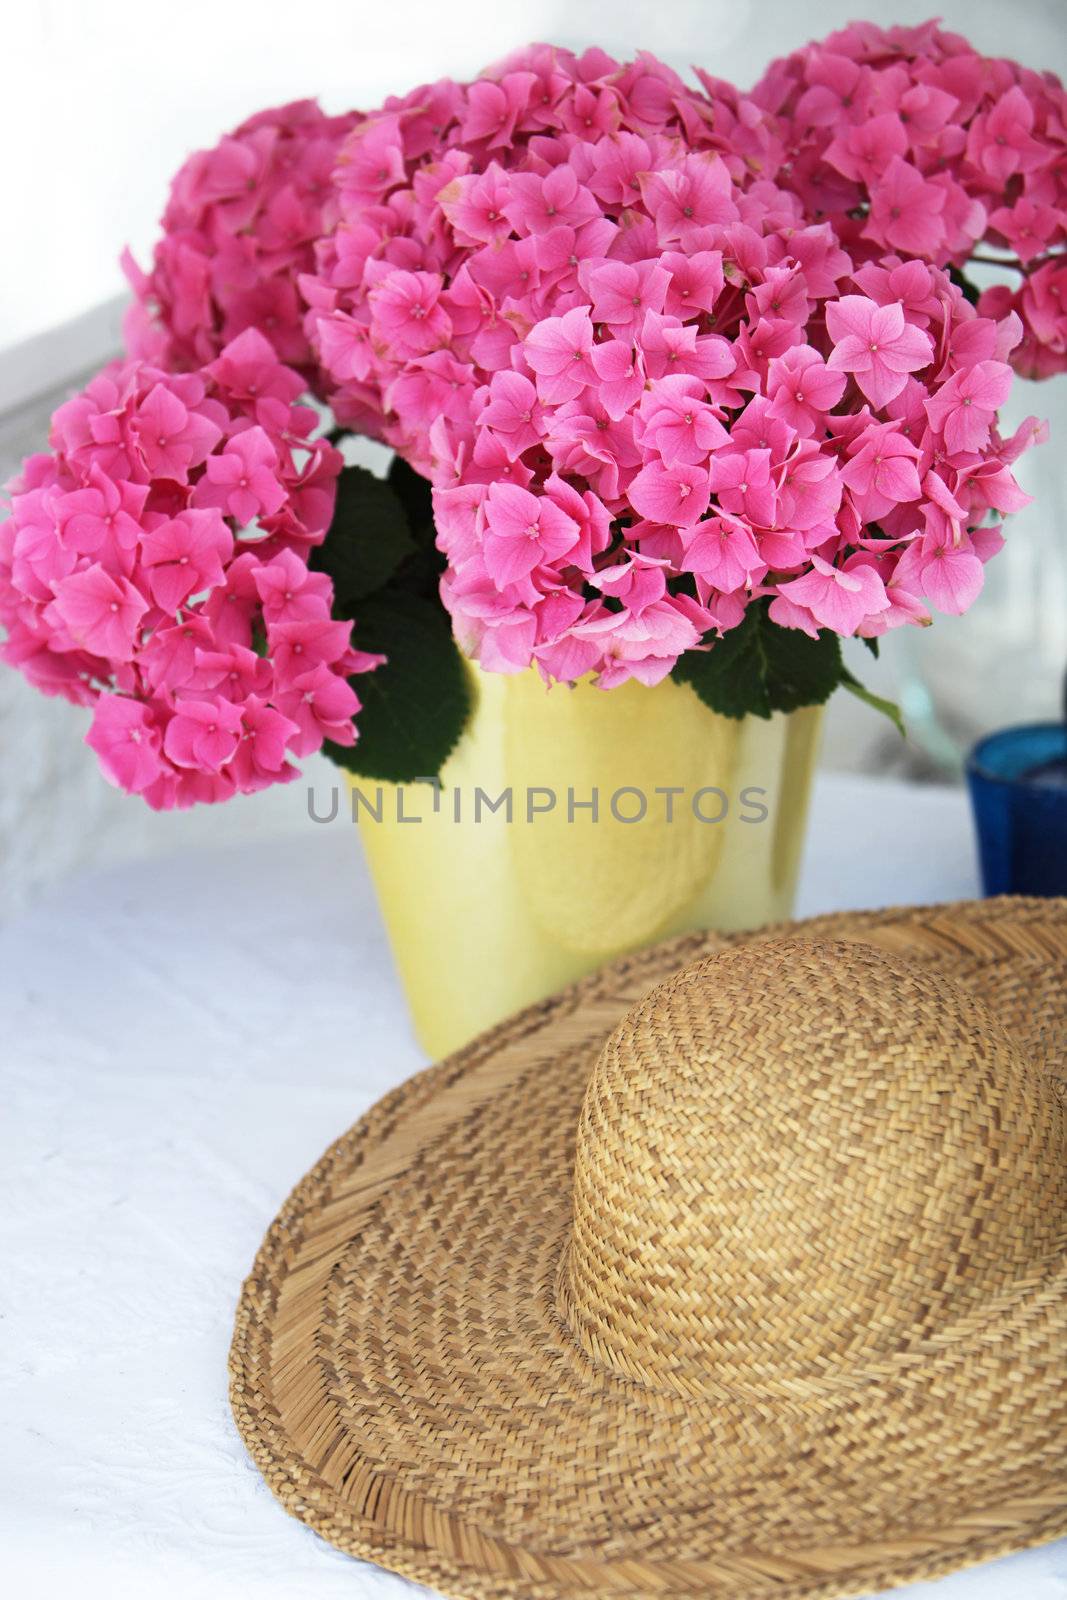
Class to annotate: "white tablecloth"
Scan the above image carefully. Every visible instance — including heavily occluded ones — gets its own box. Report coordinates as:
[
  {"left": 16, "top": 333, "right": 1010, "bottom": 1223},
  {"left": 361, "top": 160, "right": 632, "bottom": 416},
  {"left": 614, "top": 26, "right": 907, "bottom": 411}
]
[{"left": 2, "top": 773, "right": 1064, "bottom": 1600}]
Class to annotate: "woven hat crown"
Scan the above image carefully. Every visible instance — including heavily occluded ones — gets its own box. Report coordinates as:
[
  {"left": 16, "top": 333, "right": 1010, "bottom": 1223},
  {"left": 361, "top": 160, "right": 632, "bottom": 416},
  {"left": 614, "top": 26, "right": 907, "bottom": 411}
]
[{"left": 564, "top": 939, "right": 1067, "bottom": 1398}]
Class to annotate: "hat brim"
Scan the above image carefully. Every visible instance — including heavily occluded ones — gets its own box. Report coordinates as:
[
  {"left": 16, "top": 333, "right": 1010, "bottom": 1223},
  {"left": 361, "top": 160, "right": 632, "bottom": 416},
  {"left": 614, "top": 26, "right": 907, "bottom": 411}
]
[{"left": 231, "top": 898, "right": 1067, "bottom": 1600}]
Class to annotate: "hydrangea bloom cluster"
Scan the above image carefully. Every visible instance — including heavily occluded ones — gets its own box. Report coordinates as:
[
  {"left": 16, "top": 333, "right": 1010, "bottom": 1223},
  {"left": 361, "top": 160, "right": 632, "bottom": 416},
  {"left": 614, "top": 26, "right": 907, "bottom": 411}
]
[
  {"left": 752, "top": 20, "right": 1067, "bottom": 378},
  {"left": 305, "top": 45, "right": 1040, "bottom": 687},
  {"left": 0, "top": 329, "right": 377, "bottom": 807},
  {"left": 304, "top": 46, "right": 741, "bottom": 443},
  {"left": 125, "top": 99, "right": 360, "bottom": 378}
]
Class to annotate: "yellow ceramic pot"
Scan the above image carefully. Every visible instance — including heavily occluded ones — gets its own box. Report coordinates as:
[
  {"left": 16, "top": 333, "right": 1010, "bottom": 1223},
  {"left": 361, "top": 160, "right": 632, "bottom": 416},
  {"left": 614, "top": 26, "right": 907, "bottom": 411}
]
[{"left": 349, "top": 664, "right": 823, "bottom": 1057}]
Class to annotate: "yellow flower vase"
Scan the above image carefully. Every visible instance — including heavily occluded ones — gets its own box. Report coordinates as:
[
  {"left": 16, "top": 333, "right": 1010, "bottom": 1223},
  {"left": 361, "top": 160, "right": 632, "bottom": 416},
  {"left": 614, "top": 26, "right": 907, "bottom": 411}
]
[{"left": 349, "top": 664, "right": 823, "bottom": 1057}]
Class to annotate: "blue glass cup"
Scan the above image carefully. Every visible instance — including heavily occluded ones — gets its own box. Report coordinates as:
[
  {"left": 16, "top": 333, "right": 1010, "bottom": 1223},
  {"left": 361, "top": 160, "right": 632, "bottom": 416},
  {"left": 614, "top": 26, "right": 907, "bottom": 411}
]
[{"left": 967, "top": 724, "right": 1067, "bottom": 897}]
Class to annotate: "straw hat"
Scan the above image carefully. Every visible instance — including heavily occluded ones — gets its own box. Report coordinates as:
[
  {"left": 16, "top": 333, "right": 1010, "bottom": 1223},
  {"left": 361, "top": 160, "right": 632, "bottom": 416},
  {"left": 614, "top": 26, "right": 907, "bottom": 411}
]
[{"left": 231, "top": 897, "right": 1067, "bottom": 1600}]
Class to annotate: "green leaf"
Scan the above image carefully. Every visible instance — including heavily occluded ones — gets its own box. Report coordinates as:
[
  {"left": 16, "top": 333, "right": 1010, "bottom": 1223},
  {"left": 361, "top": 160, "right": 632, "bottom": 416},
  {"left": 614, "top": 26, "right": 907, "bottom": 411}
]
[
  {"left": 760, "top": 614, "right": 843, "bottom": 713},
  {"left": 387, "top": 454, "right": 437, "bottom": 546},
  {"left": 840, "top": 665, "right": 906, "bottom": 738},
  {"left": 862, "top": 636, "right": 880, "bottom": 659},
  {"left": 385, "top": 456, "right": 447, "bottom": 600},
  {"left": 311, "top": 464, "right": 414, "bottom": 613},
  {"left": 673, "top": 605, "right": 773, "bottom": 719},
  {"left": 387, "top": 537, "right": 448, "bottom": 604},
  {"left": 323, "top": 592, "right": 471, "bottom": 782},
  {"left": 673, "top": 601, "right": 843, "bottom": 720}
]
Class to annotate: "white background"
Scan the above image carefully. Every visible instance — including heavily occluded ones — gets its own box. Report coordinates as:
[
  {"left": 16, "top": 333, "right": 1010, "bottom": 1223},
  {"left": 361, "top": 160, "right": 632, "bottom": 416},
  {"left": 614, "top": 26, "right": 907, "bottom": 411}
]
[{"left": 1, "top": 0, "right": 1066, "bottom": 917}]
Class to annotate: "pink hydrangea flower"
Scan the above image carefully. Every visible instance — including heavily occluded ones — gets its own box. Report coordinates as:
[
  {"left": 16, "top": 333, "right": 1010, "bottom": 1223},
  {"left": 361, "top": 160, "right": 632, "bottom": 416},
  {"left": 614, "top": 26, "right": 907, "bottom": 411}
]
[
  {"left": 753, "top": 20, "right": 1067, "bottom": 377},
  {"left": 163, "top": 696, "right": 244, "bottom": 772},
  {"left": 776, "top": 554, "right": 891, "bottom": 635},
  {"left": 629, "top": 459, "right": 711, "bottom": 526},
  {"left": 924, "top": 361, "right": 1015, "bottom": 454},
  {"left": 765, "top": 348, "right": 846, "bottom": 436},
  {"left": 131, "top": 382, "right": 222, "bottom": 480},
  {"left": 49, "top": 564, "right": 149, "bottom": 660},
  {"left": 194, "top": 428, "right": 288, "bottom": 524},
  {"left": 482, "top": 482, "right": 580, "bottom": 585},
  {"left": 229, "top": 698, "right": 303, "bottom": 792},
  {"left": 86, "top": 696, "right": 165, "bottom": 794},
  {"left": 0, "top": 331, "right": 378, "bottom": 807},
  {"left": 140, "top": 509, "right": 232, "bottom": 612},
  {"left": 826, "top": 296, "right": 934, "bottom": 409},
  {"left": 524, "top": 309, "right": 599, "bottom": 404},
  {"left": 124, "top": 99, "right": 361, "bottom": 381}
]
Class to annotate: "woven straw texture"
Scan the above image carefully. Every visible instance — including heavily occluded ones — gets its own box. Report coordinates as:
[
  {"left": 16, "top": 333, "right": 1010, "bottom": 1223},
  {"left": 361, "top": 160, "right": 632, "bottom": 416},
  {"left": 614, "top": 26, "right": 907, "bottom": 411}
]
[{"left": 231, "top": 898, "right": 1067, "bottom": 1600}]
